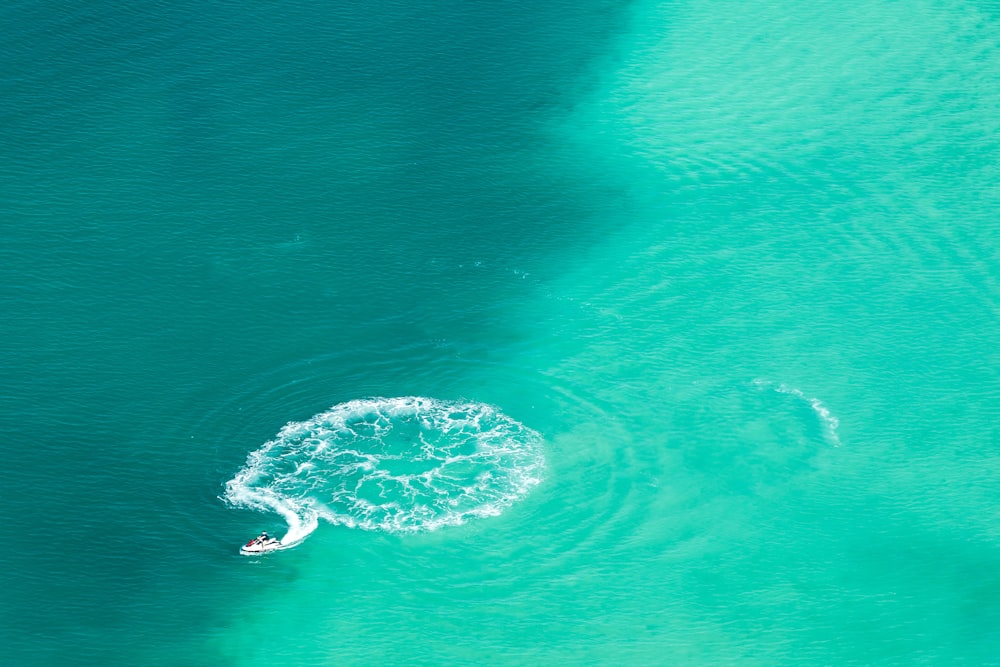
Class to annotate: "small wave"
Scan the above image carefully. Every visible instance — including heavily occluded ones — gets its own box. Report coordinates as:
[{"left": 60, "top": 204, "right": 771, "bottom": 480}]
[
  {"left": 224, "top": 397, "right": 544, "bottom": 546},
  {"left": 752, "top": 380, "right": 842, "bottom": 446}
]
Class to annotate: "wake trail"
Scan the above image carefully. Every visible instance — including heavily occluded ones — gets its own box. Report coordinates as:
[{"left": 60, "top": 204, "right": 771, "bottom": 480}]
[
  {"left": 223, "top": 397, "right": 544, "bottom": 549},
  {"left": 753, "top": 379, "right": 842, "bottom": 446}
]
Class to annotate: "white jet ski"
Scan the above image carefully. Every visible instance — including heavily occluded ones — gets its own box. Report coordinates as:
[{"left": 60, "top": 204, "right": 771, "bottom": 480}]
[{"left": 239, "top": 535, "right": 283, "bottom": 555}]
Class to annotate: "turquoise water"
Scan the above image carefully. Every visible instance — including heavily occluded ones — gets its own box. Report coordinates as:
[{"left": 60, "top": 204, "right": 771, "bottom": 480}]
[{"left": 3, "top": 0, "right": 1000, "bottom": 664}]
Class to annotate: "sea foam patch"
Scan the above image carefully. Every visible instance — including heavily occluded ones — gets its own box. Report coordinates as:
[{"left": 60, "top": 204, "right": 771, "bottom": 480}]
[
  {"left": 224, "top": 397, "right": 544, "bottom": 545},
  {"left": 752, "top": 379, "right": 842, "bottom": 446}
]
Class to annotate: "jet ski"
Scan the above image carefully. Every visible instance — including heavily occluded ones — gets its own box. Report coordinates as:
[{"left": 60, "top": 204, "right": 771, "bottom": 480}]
[{"left": 239, "top": 535, "right": 283, "bottom": 555}]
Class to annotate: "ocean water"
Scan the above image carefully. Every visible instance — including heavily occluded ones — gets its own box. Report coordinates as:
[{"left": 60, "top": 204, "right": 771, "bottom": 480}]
[{"left": 3, "top": 0, "right": 1000, "bottom": 664}]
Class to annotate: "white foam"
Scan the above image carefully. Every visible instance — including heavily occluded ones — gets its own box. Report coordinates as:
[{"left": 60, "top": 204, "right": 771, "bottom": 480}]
[
  {"left": 753, "top": 380, "right": 842, "bottom": 446},
  {"left": 224, "top": 397, "right": 544, "bottom": 546}
]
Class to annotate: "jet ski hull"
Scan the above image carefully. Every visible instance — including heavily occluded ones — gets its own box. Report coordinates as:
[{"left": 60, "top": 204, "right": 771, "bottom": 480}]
[{"left": 239, "top": 538, "right": 283, "bottom": 555}]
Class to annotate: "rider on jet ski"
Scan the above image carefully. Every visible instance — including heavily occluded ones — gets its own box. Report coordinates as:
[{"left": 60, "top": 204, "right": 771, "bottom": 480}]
[{"left": 256, "top": 530, "right": 271, "bottom": 544}]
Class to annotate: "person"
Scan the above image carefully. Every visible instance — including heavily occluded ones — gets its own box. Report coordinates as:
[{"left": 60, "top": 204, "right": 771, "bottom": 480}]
[{"left": 257, "top": 530, "right": 270, "bottom": 544}]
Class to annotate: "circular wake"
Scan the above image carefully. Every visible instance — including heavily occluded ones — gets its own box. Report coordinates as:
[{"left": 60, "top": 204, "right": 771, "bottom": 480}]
[{"left": 224, "top": 397, "right": 544, "bottom": 545}]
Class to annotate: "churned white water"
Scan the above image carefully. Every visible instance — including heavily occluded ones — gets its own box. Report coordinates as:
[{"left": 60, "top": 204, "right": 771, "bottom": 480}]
[{"left": 225, "top": 397, "right": 545, "bottom": 544}]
